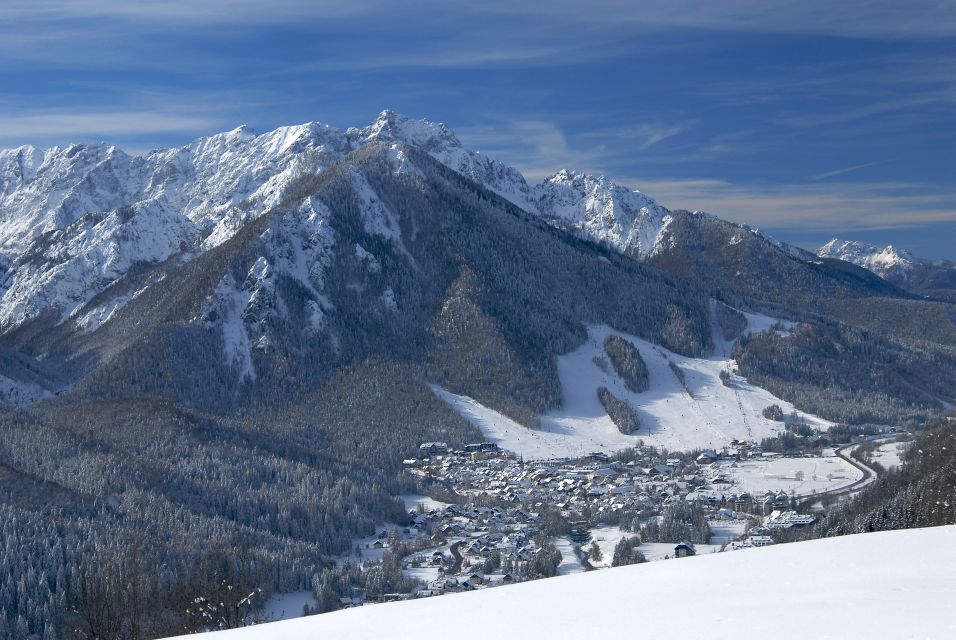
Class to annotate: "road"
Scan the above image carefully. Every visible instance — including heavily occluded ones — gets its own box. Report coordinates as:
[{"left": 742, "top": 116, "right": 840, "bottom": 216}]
[
  {"left": 797, "top": 436, "right": 895, "bottom": 507},
  {"left": 831, "top": 442, "right": 879, "bottom": 494}
]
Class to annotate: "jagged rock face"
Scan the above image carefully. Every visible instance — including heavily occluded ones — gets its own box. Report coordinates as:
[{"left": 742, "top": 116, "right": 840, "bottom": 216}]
[
  {"left": 533, "top": 170, "right": 671, "bottom": 258},
  {"left": 819, "top": 239, "right": 918, "bottom": 281},
  {"left": 0, "top": 111, "right": 541, "bottom": 330},
  {"left": 0, "top": 123, "right": 350, "bottom": 329}
]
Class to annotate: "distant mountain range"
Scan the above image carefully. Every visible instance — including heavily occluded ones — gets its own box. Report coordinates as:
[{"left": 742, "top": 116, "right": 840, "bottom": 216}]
[{"left": 819, "top": 238, "right": 956, "bottom": 299}]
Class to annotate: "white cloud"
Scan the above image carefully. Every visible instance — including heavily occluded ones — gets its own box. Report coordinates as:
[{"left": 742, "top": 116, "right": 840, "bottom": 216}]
[
  {"left": 0, "top": 1, "right": 375, "bottom": 24},
  {"left": 589, "top": 0, "right": 956, "bottom": 40}
]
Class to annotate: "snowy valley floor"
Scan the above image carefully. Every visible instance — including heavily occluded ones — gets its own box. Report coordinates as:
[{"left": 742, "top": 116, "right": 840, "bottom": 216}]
[{"left": 169, "top": 525, "right": 956, "bottom": 640}]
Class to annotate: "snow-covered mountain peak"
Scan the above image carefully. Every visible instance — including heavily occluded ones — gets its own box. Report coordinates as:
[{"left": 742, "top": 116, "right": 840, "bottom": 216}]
[
  {"left": 534, "top": 169, "right": 671, "bottom": 257},
  {"left": 344, "top": 110, "right": 540, "bottom": 213},
  {"left": 820, "top": 239, "right": 956, "bottom": 294},
  {"left": 818, "top": 238, "right": 918, "bottom": 278},
  {"left": 226, "top": 124, "right": 257, "bottom": 140},
  {"left": 349, "top": 110, "right": 462, "bottom": 153}
]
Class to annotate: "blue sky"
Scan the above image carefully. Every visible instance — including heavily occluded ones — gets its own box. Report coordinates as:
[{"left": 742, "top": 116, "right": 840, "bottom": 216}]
[{"left": 2, "top": 1, "right": 954, "bottom": 257}]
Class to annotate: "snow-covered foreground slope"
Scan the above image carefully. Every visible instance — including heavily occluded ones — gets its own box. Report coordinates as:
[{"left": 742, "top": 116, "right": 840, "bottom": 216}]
[
  {"left": 434, "top": 322, "right": 829, "bottom": 457},
  {"left": 168, "top": 526, "right": 956, "bottom": 640}
]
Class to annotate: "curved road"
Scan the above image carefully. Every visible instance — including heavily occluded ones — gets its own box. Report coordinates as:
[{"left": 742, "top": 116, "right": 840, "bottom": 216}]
[
  {"left": 797, "top": 437, "right": 892, "bottom": 507},
  {"left": 831, "top": 442, "right": 879, "bottom": 495}
]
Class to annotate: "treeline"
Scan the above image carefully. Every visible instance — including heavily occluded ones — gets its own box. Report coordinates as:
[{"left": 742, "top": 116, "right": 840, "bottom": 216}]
[
  {"left": 640, "top": 502, "right": 711, "bottom": 545},
  {"left": 603, "top": 335, "right": 649, "bottom": 393},
  {"left": 597, "top": 387, "right": 640, "bottom": 434}
]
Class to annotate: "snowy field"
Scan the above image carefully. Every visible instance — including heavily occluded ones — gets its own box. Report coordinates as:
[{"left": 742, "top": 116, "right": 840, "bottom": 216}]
[
  {"left": 433, "top": 321, "right": 831, "bottom": 459},
  {"left": 260, "top": 592, "right": 316, "bottom": 622},
  {"left": 401, "top": 494, "right": 449, "bottom": 512},
  {"left": 869, "top": 440, "right": 909, "bottom": 471},
  {"left": 573, "top": 526, "right": 722, "bottom": 569},
  {"left": 552, "top": 536, "right": 585, "bottom": 575},
  {"left": 168, "top": 526, "right": 956, "bottom": 640},
  {"left": 708, "top": 520, "right": 748, "bottom": 546},
  {"left": 403, "top": 566, "right": 441, "bottom": 584},
  {"left": 714, "top": 456, "right": 863, "bottom": 497},
  {"left": 0, "top": 373, "right": 52, "bottom": 406}
]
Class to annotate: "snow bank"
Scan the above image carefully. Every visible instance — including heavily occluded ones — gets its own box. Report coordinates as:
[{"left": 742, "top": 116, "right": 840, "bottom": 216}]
[
  {"left": 166, "top": 525, "right": 956, "bottom": 640},
  {"left": 0, "top": 373, "right": 52, "bottom": 405}
]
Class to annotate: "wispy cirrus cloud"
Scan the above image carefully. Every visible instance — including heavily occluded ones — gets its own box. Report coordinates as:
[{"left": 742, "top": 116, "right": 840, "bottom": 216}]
[
  {"left": 632, "top": 177, "right": 956, "bottom": 231},
  {"left": 0, "top": 1, "right": 377, "bottom": 25},
  {"left": 456, "top": 118, "right": 700, "bottom": 181},
  {"left": 0, "top": 88, "right": 266, "bottom": 149},
  {"left": 636, "top": 125, "right": 685, "bottom": 151},
  {"left": 603, "top": 0, "right": 956, "bottom": 39},
  {"left": 9, "top": 0, "right": 951, "bottom": 38},
  {"left": 452, "top": 114, "right": 956, "bottom": 234},
  {"left": 809, "top": 161, "right": 887, "bottom": 181}
]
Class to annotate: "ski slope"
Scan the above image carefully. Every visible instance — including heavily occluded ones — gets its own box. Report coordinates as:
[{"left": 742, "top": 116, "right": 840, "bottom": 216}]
[
  {"left": 166, "top": 526, "right": 956, "bottom": 640},
  {"left": 434, "top": 321, "right": 830, "bottom": 458}
]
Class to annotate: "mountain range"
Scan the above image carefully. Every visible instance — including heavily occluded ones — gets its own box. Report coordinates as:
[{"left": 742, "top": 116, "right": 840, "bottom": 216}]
[
  {"left": 819, "top": 238, "right": 956, "bottom": 300},
  {"left": 1, "top": 111, "right": 938, "bottom": 407}
]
